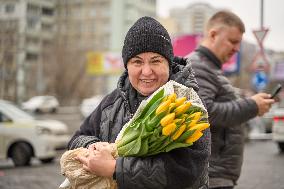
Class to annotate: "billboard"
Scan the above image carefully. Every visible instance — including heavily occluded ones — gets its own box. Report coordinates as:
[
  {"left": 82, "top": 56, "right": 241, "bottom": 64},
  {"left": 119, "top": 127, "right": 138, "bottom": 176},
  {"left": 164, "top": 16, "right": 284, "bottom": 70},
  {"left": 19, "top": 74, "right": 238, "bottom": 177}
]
[
  {"left": 272, "top": 60, "right": 284, "bottom": 80},
  {"left": 222, "top": 53, "right": 241, "bottom": 76},
  {"left": 172, "top": 34, "right": 202, "bottom": 57},
  {"left": 172, "top": 34, "right": 240, "bottom": 75},
  {"left": 86, "top": 52, "right": 124, "bottom": 75}
]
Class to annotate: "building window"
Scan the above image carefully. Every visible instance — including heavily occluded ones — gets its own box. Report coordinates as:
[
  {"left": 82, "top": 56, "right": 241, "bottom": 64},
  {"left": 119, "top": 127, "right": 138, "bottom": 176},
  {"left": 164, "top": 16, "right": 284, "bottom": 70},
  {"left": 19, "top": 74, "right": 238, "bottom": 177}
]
[
  {"left": 42, "top": 40, "right": 53, "bottom": 49},
  {"left": 42, "top": 7, "right": 54, "bottom": 16},
  {"left": 5, "top": 3, "right": 15, "bottom": 13},
  {"left": 41, "top": 23, "right": 53, "bottom": 32},
  {"left": 26, "top": 37, "right": 39, "bottom": 45},
  {"left": 4, "top": 36, "right": 16, "bottom": 47},
  {"left": 27, "top": 17, "right": 39, "bottom": 30},
  {"left": 4, "top": 53, "right": 14, "bottom": 63},
  {"left": 27, "top": 3, "right": 40, "bottom": 15},
  {"left": 89, "top": 9, "right": 96, "bottom": 17},
  {"left": 26, "top": 53, "right": 38, "bottom": 61}
]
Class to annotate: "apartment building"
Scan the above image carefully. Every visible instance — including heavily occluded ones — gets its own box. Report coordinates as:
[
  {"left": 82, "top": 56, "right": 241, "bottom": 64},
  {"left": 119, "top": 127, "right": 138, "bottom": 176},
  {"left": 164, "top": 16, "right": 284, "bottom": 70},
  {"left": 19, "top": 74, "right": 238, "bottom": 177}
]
[
  {"left": 0, "top": 0, "right": 56, "bottom": 102},
  {"left": 0, "top": 0, "right": 156, "bottom": 103},
  {"left": 170, "top": 3, "right": 217, "bottom": 35},
  {"left": 56, "top": 0, "right": 157, "bottom": 97}
]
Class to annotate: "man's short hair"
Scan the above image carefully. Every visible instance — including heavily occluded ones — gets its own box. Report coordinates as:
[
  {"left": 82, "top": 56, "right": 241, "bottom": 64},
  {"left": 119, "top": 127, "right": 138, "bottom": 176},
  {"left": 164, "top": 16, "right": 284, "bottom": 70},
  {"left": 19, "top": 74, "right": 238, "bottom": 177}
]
[{"left": 206, "top": 10, "right": 245, "bottom": 33}]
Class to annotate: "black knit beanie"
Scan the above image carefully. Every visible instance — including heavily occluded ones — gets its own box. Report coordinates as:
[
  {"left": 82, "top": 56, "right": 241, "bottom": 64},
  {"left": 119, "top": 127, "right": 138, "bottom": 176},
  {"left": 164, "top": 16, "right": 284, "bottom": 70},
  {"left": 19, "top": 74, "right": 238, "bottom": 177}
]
[{"left": 122, "top": 16, "right": 173, "bottom": 69}]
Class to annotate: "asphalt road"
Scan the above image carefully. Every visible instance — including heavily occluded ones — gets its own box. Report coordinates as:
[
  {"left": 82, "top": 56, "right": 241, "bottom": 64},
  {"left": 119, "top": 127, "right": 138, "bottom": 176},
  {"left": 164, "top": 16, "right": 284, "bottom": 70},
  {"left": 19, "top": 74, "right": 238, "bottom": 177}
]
[
  {"left": 0, "top": 110, "right": 284, "bottom": 189},
  {"left": 235, "top": 140, "right": 284, "bottom": 189},
  {"left": 0, "top": 157, "right": 64, "bottom": 189}
]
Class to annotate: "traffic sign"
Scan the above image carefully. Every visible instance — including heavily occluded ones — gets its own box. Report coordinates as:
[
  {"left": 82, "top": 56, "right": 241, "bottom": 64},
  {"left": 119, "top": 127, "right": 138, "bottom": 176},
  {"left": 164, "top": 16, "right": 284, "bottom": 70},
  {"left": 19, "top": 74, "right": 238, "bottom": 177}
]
[
  {"left": 252, "top": 71, "right": 268, "bottom": 92},
  {"left": 253, "top": 28, "right": 269, "bottom": 47},
  {"left": 250, "top": 51, "right": 270, "bottom": 72},
  {"left": 250, "top": 28, "right": 270, "bottom": 73}
]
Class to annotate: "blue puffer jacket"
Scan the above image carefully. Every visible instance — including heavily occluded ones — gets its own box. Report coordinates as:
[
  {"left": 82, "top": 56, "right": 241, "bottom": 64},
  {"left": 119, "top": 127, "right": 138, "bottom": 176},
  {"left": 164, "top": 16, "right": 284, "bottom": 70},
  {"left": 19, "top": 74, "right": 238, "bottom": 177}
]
[{"left": 68, "top": 58, "right": 211, "bottom": 189}]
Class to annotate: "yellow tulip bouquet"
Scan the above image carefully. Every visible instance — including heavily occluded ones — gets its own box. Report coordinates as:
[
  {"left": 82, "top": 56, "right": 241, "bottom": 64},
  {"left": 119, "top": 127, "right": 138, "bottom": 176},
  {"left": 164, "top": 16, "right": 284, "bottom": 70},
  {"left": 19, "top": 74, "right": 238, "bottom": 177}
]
[{"left": 115, "top": 80, "right": 209, "bottom": 157}]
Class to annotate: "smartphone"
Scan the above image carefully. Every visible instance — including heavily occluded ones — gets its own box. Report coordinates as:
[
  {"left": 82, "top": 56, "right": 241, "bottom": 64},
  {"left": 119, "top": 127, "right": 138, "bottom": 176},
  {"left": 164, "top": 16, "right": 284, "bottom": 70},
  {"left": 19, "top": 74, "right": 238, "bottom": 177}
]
[{"left": 270, "top": 84, "right": 282, "bottom": 99}]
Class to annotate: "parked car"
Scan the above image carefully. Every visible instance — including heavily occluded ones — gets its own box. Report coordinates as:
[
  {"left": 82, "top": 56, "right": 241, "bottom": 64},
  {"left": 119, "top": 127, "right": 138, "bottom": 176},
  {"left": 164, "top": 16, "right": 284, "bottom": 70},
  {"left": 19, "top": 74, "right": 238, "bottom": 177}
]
[
  {"left": 22, "top": 96, "right": 59, "bottom": 113},
  {"left": 260, "top": 108, "right": 275, "bottom": 133},
  {"left": 272, "top": 101, "right": 284, "bottom": 152},
  {"left": 80, "top": 95, "right": 104, "bottom": 118},
  {"left": 0, "top": 100, "right": 70, "bottom": 166}
]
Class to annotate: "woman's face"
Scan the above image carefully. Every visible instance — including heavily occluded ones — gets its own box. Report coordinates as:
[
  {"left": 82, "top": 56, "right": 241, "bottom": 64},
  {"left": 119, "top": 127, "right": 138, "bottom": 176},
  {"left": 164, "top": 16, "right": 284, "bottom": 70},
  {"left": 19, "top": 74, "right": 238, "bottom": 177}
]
[{"left": 127, "top": 52, "right": 170, "bottom": 96}]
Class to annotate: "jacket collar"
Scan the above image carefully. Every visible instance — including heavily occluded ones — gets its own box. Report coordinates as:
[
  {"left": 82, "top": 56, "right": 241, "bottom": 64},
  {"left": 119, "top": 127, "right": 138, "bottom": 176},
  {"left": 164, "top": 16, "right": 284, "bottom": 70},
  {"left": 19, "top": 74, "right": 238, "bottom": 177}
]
[
  {"left": 195, "top": 45, "right": 222, "bottom": 69},
  {"left": 117, "top": 71, "right": 146, "bottom": 114}
]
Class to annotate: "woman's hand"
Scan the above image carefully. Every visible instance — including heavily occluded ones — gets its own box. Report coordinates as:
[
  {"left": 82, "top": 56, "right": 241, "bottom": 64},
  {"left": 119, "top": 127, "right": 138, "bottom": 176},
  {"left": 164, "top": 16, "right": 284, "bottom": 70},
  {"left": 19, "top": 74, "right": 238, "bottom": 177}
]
[{"left": 76, "top": 143, "right": 116, "bottom": 177}]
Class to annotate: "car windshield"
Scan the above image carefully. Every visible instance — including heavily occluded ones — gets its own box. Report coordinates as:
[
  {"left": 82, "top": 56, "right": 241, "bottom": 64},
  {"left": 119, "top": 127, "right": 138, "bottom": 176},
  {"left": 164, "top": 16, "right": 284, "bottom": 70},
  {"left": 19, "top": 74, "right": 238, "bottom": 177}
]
[
  {"left": 0, "top": 101, "right": 34, "bottom": 120},
  {"left": 27, "top": 96, "right": 44, "bottom": 104}
]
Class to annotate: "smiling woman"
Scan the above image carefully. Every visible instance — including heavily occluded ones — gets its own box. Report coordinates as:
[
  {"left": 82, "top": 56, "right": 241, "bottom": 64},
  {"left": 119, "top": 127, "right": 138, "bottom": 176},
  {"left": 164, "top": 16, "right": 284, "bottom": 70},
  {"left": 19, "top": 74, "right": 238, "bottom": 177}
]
[{"left": 65, "top": 16, "right": 210, "bottom": 189}]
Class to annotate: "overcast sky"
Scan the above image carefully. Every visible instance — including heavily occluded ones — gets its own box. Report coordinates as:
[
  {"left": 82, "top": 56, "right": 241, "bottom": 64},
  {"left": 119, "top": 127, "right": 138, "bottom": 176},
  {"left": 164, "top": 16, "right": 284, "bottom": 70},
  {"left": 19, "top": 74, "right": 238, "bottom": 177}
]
[{"left": 157, "top": 0, "right": 284, "bottom": 52}]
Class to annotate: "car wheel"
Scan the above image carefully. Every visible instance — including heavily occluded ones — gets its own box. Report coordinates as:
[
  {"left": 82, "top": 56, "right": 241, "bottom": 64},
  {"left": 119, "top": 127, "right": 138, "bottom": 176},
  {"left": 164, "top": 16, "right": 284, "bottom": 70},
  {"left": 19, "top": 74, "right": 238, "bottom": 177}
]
[
  {"left": 278, "top": 142, "right": 284, "bottom": 152},
  {"left": 35, "top": 108, "right": 41, "bottom": 114},
  {"left": 10, "top": 143, "right": 33, "bottom": 166},
  {"left": 50, "top": 108, "right": 57, "bottom": 113},
  {"left": 40, "top": 157, "right": 54, "bottom": 164}
]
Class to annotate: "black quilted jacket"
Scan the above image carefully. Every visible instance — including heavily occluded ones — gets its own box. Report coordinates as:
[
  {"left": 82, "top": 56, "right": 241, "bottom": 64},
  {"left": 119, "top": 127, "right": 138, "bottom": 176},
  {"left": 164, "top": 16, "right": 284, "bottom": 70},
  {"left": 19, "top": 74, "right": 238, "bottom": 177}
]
[{"left": 68, "top": 58, "right": 211, "bottom": 189}]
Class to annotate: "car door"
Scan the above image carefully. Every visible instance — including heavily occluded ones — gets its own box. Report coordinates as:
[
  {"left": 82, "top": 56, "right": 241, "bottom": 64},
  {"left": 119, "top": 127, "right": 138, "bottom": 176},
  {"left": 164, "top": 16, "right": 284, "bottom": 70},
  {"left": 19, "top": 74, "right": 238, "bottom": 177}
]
[
  {"left": 41, "top": 97, "right": 51, "bottom": 112},
  {"left": 0, "top": 112, "right": 4, "bottom": 158},
  {"left": 0, "top": 111, "right": 9, "bottom": 159},
  {"left": 0, "top": 110, "right": 16, "bottom": 159}
]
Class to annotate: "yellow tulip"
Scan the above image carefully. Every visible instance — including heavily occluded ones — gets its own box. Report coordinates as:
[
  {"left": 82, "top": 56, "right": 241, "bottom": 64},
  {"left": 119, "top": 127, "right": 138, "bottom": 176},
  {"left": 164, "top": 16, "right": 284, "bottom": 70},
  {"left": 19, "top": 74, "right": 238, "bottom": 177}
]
[
  {"left": 162, "top": 123, "right": 176, "bottom": 136},
  {"left": 172, "top": 124, "right": 186, "bottom": 140},
  {"left": 190, "top": 123, "right": 210, "bottom": 132},
  {"left": 167, "top": 93, "right": 177, "bottom": 103},
  {"left": 156, "top": 99, "right": 171, "bottom": 115},
  {"left": 188, "top": 112, "right": 202, "bottom": 121},
  {"left": 185, "top": 130, "right": 203, "bottom": 144},
  {"left": 160, "top": 113, "right": 175, "bottom": 127},
  {"left": 174, "top": 102, "right": 192, "bottom": 116},
  {"left": 175, "top": 97, "right": 187, "bottom": 107}
]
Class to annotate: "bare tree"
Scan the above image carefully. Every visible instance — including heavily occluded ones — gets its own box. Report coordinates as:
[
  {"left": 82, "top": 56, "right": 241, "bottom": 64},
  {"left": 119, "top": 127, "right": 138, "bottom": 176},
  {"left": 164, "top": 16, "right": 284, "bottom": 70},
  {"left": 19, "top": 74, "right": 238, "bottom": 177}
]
[
  {"left": 44, "top": 33, "right": 94, "bottom": 105},
  {"left": 0, "top": 20, "right": 18, "bottom": 101}
]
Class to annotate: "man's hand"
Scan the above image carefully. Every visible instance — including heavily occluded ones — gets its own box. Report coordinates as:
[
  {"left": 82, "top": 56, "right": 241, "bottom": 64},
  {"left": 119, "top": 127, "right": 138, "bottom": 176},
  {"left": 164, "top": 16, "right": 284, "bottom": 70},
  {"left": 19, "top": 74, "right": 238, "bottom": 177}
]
[
  {"left": 76, "top": 143, "right": 116, "bottom": 177},
  {"left": 251, "top": 93, "right": 275, "bottom": 116}
]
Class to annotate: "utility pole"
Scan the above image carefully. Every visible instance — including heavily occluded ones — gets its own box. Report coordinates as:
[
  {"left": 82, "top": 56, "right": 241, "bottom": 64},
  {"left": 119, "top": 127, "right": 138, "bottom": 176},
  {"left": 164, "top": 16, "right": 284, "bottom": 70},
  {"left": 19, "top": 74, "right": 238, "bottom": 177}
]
[
  {"left": 16, "top": 48, "right": 26, "bottom": 104},
  {"left": 250, "top": 0, "right": 270, "bottom": 92},
  {"left": 260, "top": 0, "right": 264, "bottom": 29},
  {"left": 37, "top": 39, "right": 44, "bottom": 94},
  {"left": 16, "top": 29, "right": 26, "bottom": 104}
]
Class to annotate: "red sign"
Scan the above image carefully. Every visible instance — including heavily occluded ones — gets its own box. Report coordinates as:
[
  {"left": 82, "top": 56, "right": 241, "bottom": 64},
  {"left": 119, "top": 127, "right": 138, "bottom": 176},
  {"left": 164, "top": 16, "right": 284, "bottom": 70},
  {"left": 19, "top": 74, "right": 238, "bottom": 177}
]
[
  {"left": 222, "top": 53, "right": 240, "bottom": 74},
  {"left": 250, "top": 28, "right": 270, "bottom": 72},
  {"left": 172, "top": 34, "right": 202, "bottom": 57},
  {"left": 253, "top": 28, "right": 269, "bottom": 47},
  {"left": 250, "top": 51, "right": 270, "bottom": 72}
]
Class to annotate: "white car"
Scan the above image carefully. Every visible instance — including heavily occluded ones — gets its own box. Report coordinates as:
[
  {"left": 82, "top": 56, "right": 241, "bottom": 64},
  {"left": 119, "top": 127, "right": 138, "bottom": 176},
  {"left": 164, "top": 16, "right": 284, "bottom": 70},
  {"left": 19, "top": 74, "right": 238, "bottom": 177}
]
[
  {"left": 22, "top": 96, "right": 59, "bottom": 113},
  {"left": 0, "top": 100, "right": 70, "bottom": 166},
  {"left": 272, "top": 102, "right": 284, "bottom": 152},
  {"left": 80, "top": 95, "right": 104, "bottom": 118}
]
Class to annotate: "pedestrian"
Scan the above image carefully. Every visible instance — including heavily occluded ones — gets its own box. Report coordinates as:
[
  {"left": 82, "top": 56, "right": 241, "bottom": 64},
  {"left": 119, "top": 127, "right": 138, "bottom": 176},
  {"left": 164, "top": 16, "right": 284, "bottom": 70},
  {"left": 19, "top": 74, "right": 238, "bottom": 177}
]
[
  {"left": 186, "top": 11, "right": 275, "bottom": 189},
  {"left": 68, "top": 16, "right": 210, "bottom": 189}
]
